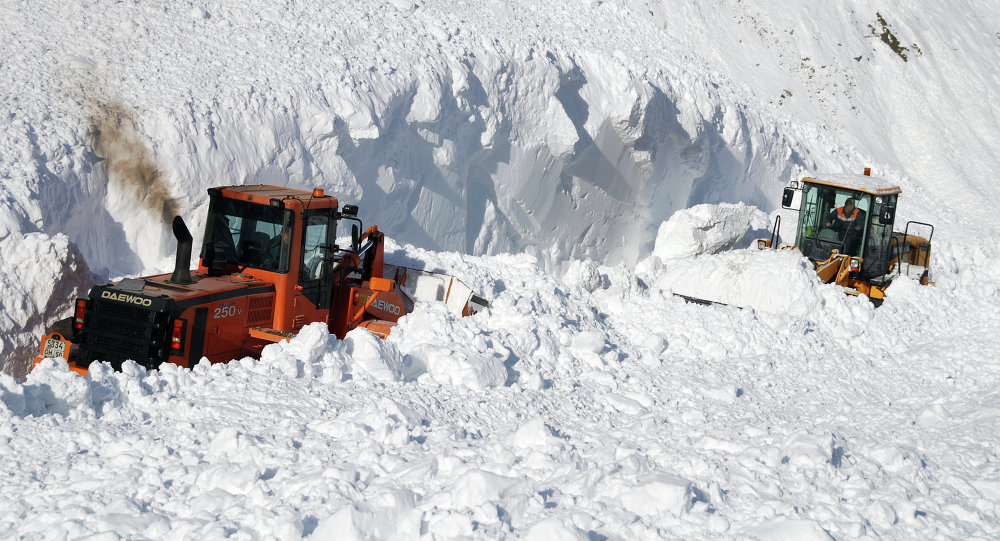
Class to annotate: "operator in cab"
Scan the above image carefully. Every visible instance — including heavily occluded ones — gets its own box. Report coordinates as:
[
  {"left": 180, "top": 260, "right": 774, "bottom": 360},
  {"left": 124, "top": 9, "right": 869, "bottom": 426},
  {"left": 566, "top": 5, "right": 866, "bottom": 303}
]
[
  {"left": 825, "top": 197, "right": 866, "bottom": 254},
  {"left": 261, "top": 226, "right": 292, "bottom": 271}
]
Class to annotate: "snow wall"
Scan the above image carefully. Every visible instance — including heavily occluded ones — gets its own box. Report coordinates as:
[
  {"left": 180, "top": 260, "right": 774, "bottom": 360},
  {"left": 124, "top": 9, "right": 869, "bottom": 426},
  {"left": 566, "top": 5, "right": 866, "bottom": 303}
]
[{"left": 3, "top": 0, "right": 1000, "bottom": 375}]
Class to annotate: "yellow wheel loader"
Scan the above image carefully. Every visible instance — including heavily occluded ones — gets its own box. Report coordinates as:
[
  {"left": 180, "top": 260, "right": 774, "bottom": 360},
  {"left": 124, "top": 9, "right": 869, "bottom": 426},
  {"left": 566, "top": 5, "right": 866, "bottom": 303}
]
[{"left": 757, "top": 169, "right": 934, "bottom": 304}]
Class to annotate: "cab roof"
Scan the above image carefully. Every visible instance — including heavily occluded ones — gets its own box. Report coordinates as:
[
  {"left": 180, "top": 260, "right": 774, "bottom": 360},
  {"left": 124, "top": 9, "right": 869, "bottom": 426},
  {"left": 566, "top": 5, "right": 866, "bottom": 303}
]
[
  {"left": 212, "top": 185, "right": 340, "bottom": 209},
  {"left": 802, "top": 174, "right": 902, "bottom": 196}
]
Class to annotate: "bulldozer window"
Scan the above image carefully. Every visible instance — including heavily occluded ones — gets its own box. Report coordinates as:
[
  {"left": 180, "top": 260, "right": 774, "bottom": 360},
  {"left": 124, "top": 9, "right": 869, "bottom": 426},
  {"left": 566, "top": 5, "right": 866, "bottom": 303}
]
[{"left": 204, "top": 197, "right": 294, "bottom": 272}]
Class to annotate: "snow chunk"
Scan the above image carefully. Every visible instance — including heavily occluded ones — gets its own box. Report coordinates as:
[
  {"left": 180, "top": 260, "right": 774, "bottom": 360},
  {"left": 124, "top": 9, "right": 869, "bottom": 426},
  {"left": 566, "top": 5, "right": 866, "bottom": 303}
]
[
  {"left": 310, "top": 491, "right": 421, "bottom": 540},
  {"left": 650, "top": 203, "right": 769, "bottom": 262},
  {"left": 865, "top": 500, "right": 898, "bottom": 532},
  {"left": 310, "top": 507, "right": 367, "bottom": 541},
  {"left": 508, "top": 417, "right": 563, "bottom": 450},
  {"left": 449, "top": 469, "right": 520, "bottom": 509},
  {"left": 259, "top": 322, "right": 347, "bottom": 381},
  {"left": 620, "top": 474, "right": 696, "bottom": 517},
  {"left": 0, "top": 374, "right": 30, "bottom": 416},
  {"left": 781, "top": 432, "right": 833, "bottom": 468},
  {"left": 523, "top": 517, "right": 588, "bottom": 541},
  {"left": 343, "top": 327, "right": 406, "bottom": 382},
  {"left": 390, "top": 303, "right": 508, "bottom": 388},
  {"left": 744, "top": 517, "right": 835, "bottom": 540},
  {"left": 259, "top": 322, "right": 414, "bottom": 383},
  {"left": 915, "top": 404, "right": 951, "bottom": 428},
  {"left": 704, "top": 384, "right": 741, "bottom": 403},
  {"left": 562, "top": 259, "right": 602, "bottom": 292}
]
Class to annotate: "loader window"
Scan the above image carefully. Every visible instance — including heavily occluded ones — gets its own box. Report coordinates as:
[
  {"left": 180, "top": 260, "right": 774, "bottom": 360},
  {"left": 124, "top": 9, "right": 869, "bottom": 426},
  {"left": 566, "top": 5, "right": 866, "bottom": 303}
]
[
  {"left": 827, "top": 192, "right": 869, "bottom": 258},
  {"left": 860, "top": 194, "right": 897, "bottom": 278},
  {"left": 299, "top": 210, "right": 336, "bottom": 309},
  {"left": 796, "top": 183, "right": 871, "bottom": 260},
  {"left": 204, "top": 197, "right": 294, "bottom": 273},
  {"left": 301, "top": 213, "right": 334, "bottom": 281},
  {"left": 795, "top": 184, "right": 835, "bottom": 261}
]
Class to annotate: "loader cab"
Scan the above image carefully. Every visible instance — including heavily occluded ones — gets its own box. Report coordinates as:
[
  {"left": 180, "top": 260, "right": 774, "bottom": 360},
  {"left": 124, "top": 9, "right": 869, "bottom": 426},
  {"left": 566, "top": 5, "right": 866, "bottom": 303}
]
[
  {"left": 201, "top": 187, "right": 342, "bottom": 277},
  {"left": 793, "top": 175, "right": 901, "bottom": 277},
  {"left": 199, "top": 186, "right": 343, "bottom": 333}
]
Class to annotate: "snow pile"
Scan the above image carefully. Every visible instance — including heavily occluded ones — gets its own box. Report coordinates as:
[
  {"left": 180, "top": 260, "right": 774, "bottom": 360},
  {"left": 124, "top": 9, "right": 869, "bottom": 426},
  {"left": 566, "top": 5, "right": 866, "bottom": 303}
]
[
  {"left": 631, "top": 202, "right": 858, "bottom": 314},
  {"left": 652, "top": 249, "right": 875, "bottom": 316},
  {"left": 3, "top": 245, "right": 1000, "bottom": 538},
  {"left": 391, "top": 303, "right": 510, "bottom": 388},
  {"left": 648, "top": 203, "right": 770, "bottom": 263}
]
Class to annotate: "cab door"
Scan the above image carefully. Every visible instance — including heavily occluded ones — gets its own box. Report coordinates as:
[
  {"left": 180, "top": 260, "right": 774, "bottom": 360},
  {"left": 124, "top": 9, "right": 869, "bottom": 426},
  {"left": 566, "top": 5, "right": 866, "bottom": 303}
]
[{"left": 293, "top": 210, "right": 336, "bottom": 329}]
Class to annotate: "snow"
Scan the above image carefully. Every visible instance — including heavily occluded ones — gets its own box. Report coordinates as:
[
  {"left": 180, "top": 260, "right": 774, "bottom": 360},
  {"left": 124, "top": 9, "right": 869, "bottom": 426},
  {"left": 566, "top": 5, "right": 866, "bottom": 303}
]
[
  {"left": 648, "top": 202, "right": 771, "bottom": 263},
  {"left": 804, "top": 173, "right": 902, "bottom": 195},
  {"left": 0, "top": 233, "right": 95, "bottom": 375},
  {"left": 2, "top": 0, "right": 1000, "bottom": 538},
  {"left": 6, "top": 243, "right": 1000, "bottom": 538},
  {"left": 651, "top": 248, "right": 874, "bottom": 315}
]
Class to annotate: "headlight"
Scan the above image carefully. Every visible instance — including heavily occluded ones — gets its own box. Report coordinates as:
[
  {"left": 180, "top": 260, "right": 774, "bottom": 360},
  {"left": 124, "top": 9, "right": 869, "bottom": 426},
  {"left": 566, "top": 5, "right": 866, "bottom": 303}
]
[
  {"left": 757, "top": 240, "right": 767, "bottom": 250},
  {"left": 849, "top": 258, "right": 861, "bottom": 270}
]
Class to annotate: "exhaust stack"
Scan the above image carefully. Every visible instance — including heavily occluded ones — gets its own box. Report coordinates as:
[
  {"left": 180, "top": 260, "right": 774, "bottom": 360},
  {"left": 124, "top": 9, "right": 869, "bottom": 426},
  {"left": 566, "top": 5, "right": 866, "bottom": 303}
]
[{"left": 168, "top": 216, "right": 194, "bottom": 284}]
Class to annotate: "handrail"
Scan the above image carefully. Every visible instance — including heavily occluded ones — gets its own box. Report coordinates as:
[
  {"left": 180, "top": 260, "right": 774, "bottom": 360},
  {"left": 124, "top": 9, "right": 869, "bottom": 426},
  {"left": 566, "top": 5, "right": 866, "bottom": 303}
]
[
  {"left": 904, "top": 220, "right": 934, "bottom": 243},
  {"left": 770, "top": 215, "right": 781, "bottom": 248},
  {"left": 888, "top": 235, "right": 906, "bottom": 277},
  {"left": 901, "top": 220, "right": 934, "bottom": 275}
]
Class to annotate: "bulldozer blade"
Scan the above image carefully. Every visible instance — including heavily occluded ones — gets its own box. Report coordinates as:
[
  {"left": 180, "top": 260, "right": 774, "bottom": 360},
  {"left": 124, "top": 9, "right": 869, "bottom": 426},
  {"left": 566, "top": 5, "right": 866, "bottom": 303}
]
[{"left": 672, "top": 293, "right": 733, "bottom": 307}]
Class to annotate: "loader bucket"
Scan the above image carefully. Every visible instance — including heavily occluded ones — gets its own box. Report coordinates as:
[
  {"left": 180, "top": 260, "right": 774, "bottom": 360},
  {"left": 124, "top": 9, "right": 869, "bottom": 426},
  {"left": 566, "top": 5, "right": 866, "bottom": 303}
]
[{"left": 384, "top": 265, "right": 489, "bottom": 317}]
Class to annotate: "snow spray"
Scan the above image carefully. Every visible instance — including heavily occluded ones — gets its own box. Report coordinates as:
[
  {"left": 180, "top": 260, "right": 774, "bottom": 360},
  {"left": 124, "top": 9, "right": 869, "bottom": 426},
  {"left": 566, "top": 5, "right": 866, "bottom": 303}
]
[{"left": 87, "top": 99, "right": 179, "bottom": 224}]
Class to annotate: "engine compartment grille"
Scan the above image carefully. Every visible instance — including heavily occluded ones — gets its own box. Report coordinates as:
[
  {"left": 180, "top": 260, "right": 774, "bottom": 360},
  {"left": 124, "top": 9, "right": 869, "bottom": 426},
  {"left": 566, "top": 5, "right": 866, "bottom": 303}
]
[{"left": 80, "top": 289, "right": 174, "bottom": 370}]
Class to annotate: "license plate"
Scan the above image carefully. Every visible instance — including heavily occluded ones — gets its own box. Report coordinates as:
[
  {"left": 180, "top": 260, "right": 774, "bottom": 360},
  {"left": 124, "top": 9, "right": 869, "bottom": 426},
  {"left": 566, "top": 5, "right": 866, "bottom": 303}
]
[{"left": 42, "top": 337, "right": 67, "bottom": 359}]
